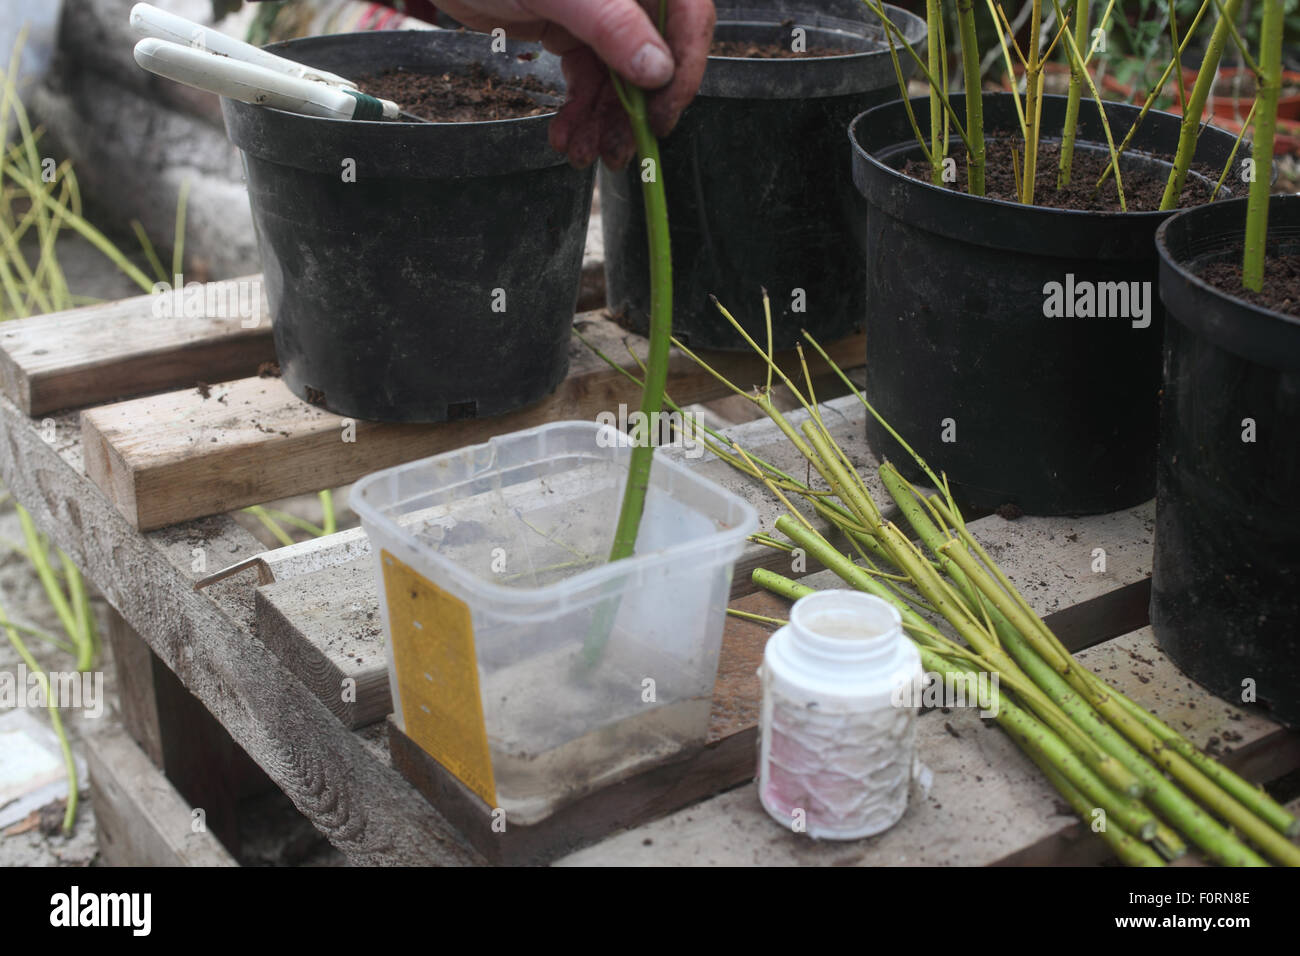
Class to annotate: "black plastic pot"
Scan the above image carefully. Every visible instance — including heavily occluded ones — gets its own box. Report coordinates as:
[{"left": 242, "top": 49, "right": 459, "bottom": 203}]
[
  {"left": 223, "top": 31, "right": 594, "bottom": 422},
  {"left": 1152, "top": 195, "right": 1300, "bottom": 728},
  {"left": 850, "top": 93, "right": 1246, "bottom": 515},
  {"left": 600, "top": 1, "right": 926, "bottom": 351}
]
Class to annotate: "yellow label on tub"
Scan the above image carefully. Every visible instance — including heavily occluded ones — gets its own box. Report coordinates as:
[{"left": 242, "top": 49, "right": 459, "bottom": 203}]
[{"left": 380, "top": 549, "right": 497, "bottom": 808}]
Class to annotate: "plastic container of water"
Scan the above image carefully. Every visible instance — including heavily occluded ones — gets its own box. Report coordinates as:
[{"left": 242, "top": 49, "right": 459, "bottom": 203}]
[{"left": 351, "top": 420, "right": 758, "bottom": 825}]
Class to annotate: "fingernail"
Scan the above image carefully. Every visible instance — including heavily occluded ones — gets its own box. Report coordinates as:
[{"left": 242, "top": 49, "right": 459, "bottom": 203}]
[{"left": 629, "top": 42, "right": 673, "bottom": 88}]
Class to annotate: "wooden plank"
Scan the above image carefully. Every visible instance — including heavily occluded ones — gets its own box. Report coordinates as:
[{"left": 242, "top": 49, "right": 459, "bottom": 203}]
[
  {"left": 81, "top": 313, "right": 866, "bottom": 530},
  {"left": 104, "top": 607, "right": 165, "bottom": 767},
  {"left": 255, "top": 558, "right": 389, "bottom": 730},
  {"left": 0, "top": 279, "right": 274, "bottom": 416},
  {"left": 787, "top": 500, "right": 1156, "bottom": 647},
  {"left": 557, "top": 627, "right": 1298, "bottom": 866},
  {"left": 104, "top": 607, "right": 272, "bottom": 856},
  {"left": 86, "top": 727, "right": 239, "bottom": 867},
  {"left": 0, "top": 394, "right": 485, "bottom": 865}
]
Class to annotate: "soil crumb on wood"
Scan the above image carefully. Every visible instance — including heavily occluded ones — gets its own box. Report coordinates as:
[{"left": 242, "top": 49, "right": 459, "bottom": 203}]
[
  {"left": 904, "top": 138, "right": 1220, "bottom": 212},
  {"left": 258, "top": 361, "right": 281, "bottom": 378},
  {"left": 195, "top": 381, "right": 211, "bottom": 399},
  {"left": 358, "top": 64, "right": 558, "bottom": 122},
  {"left": 305, "top": 386, "right": 327, "bottom": 407},
  {"left": 710, "top": 39, "right": 852, "bottom": 58},
  {"left": 995, "top": 502, "right": 1024, "bottom": 521},
  {"left": 1198, "top": 253, "right": 1300, "bottom": 317}
]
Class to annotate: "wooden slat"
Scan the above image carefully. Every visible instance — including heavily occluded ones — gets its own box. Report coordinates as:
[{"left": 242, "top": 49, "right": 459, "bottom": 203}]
[
  {"left": 104, "top": 608, "right": 274, "bottom": 857},
  {"left": 0, "top": 279, "right": 274, "bottom": 415},
  {"left": 1, "top": 201, "right": 609, "bottom": 419},
  {"left": 557, "top": 626, "right": 1298, "bottom": 866},
  {"left": 86, "top": 727, "right": 239, "bottom": 867},
  {"left": 255, "top": 558, "right": 389, "bottom": 730},
  {"left": 81, "top": 312, "right": 865, "bottom": 530}
]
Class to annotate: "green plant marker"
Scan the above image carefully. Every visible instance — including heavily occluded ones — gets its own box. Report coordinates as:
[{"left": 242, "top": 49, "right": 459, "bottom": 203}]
[{"left": 1242, "top": 0, "right": 1284, "bottom": 290}]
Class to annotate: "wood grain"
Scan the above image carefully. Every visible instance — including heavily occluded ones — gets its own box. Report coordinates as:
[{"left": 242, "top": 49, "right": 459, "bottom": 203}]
[
  {"left": 86, "top": 727, "right": 239, "bottom": 867},
  {"left": 0, "top": 279, "right": 273, "bottom": 415},
  {"left": 81, "top": 312, "right": 865, "bottom": 530}
]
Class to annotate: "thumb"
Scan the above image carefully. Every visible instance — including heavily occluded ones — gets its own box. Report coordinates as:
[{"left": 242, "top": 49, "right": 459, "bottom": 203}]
[{"left": 522, "top": 0, "right": 675, "bottom": 88}]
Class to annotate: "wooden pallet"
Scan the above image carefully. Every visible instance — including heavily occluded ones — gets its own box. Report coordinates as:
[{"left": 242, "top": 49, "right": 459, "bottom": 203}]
[
  {"left": 2, "top": 273, "right": 1296, "bottom": 867},
  {"left": 66, "top": 304, "right": 861, "bottom": 530}
]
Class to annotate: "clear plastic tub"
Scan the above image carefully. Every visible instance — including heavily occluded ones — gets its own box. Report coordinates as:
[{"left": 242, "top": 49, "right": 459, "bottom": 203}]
[{"left": 351, "top": 421, "right": 758, "bottom": 825}]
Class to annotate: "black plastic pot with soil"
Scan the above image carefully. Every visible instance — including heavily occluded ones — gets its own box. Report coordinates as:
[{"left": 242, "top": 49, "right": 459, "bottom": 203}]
[
  {"left": 222, "top": 30, "right": 594, "bottom": 423},
  {"left": 850, "top": 92, "right": 1246, "bottom": 516},
  {"left": 1152, "top": 194, "right": 1300, "bottom": 729},
  {"left": 600, "top": 0, "right": 926, "bottom": 351}
]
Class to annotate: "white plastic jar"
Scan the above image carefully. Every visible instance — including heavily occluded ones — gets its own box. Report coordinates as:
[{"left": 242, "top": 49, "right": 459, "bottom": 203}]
[{"left": 758, "top": 590, "right": 922, "bottom": 839}]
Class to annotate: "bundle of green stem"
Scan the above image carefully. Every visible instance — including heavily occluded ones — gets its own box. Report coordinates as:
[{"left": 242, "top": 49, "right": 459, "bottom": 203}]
[
  {"left": 861, "top": 0, "right": 1255, "bottom": 218},
  {"left": 577, "top": 292, "right": 1299, "bottom": 866}
]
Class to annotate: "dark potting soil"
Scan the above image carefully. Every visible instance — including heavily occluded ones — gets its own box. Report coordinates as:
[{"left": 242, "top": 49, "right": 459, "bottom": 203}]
[
  {"left": 1198, "top": 253, "right": 1300, "bottom": 317},
  {"left": 358, "top": 64, "right": 558, "bottom": 122},
  {"left": 903, "top": 138, "right": 1219, "bottom": 212},
  {"left": 709, "top": 39, "right": 850, "bottom": 58}
]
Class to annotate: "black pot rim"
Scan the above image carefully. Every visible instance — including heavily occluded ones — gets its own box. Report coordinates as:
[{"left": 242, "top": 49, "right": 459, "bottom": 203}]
[
  {"left": 698, "top": 4, "right": 926, "bottom": 99},
  {"left": 1155, "top": 194, "right": 1300, "bottom": 370},
  {"left": 851, "top": 92, "right": 1223, "bottom": 221},
  {"left": 223, "top": 31, "right": 567, "bottom": 176},
  {"left": 849, "top": 92, "right": 1243, "bottom": 259}
]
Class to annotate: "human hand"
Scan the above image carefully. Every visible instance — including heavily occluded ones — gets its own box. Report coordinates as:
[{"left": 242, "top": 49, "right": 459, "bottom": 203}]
[{"left": 431, "top": 0, "right": 716, "bottom": 168}]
